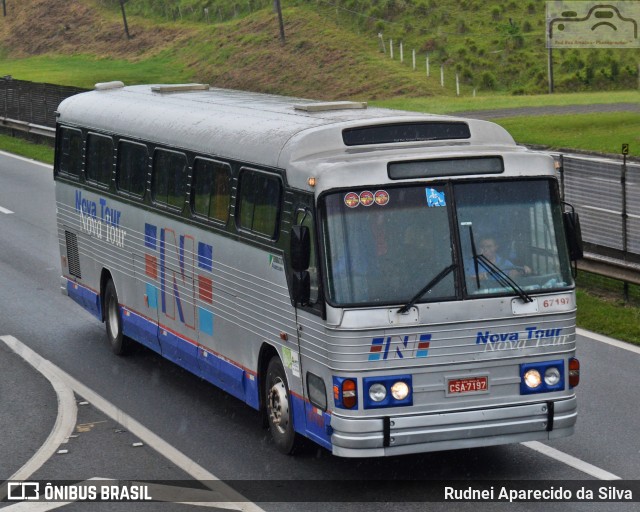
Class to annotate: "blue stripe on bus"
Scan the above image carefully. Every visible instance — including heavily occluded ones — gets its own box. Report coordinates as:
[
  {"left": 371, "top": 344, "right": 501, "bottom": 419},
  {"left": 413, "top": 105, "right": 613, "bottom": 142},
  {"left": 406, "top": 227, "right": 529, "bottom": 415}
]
[
  {"left": 301, "top": 399, "right": 333, "bottom": 450},
  {"left": 67, "top": 281, "right": 102, "bottom": 321},
  {"left": 121, "top": 310, "right": 161, "bottom": 354}
]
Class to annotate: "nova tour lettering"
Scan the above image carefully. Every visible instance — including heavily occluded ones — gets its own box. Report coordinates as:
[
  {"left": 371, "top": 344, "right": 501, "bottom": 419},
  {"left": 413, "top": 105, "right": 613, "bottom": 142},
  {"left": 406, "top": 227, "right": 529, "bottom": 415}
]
[
  {"left": 476, "top": 327, "right": 569, "bottom": 351},
  {"left": 75, "top": 191, "right": 127, "bottom": 248}
]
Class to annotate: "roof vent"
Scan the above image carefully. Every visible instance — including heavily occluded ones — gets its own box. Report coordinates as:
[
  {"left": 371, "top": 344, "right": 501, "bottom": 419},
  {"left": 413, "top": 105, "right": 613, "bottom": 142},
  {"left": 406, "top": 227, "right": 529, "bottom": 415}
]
[
  {"left": 94, "top": 81, "right": 125, "bottom": 91},
  {"left": 151, "top": 83, "right": 210, "bottom": 93},
  {"left": 294, "top": 101, "right": 367, "bottom": 112}
]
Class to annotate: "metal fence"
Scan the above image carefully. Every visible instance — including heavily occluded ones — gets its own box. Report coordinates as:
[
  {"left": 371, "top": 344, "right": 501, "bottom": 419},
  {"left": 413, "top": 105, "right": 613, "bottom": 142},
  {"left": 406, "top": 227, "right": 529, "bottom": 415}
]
[
  {"left": 0, "top": 76, "right": 87, "bottom": 129},
  {"left": 560, "top": 154, "right": 640, "bottom": 261}
]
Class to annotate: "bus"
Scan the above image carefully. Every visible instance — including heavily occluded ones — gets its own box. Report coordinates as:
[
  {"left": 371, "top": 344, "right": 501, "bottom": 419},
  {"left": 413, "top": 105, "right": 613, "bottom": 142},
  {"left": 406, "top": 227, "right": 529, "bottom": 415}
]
[{"left": 54, "top": 82, "right": 582, "bottom": 457}]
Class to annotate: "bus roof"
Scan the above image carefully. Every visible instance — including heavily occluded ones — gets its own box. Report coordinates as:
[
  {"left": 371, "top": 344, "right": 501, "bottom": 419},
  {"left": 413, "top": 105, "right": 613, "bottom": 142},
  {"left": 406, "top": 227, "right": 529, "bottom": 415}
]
[{"left": 57, "top": 84, "right": 519, "bottom": 179}]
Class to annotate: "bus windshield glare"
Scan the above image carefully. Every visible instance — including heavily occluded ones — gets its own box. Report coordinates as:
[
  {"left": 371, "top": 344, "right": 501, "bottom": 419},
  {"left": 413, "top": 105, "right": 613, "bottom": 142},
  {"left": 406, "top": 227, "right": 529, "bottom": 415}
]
[{"left": 322, "top": 179, "right": 573, "bottom": 306}]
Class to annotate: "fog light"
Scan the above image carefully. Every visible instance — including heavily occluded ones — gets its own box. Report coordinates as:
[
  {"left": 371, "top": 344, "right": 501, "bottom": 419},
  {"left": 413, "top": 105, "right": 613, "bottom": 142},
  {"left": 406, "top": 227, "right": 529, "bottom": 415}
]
[
  {"left": 391, "top": 381, "right": 410, "bottom": 400},
  {"left": 544, "top": 367, "right": 561, "bottom": 386},
  {"left": 524, "top": 369, "right": 542, "bottom": 389},
  {"left": 369, "top": 383, "right": 387, "bottom": 402}
]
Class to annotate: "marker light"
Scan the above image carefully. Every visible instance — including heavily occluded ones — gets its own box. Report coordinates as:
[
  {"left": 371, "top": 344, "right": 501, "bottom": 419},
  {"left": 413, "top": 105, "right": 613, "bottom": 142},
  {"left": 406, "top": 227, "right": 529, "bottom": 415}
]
[
  {"left": 342, "top": 379, "right": 357, "bottom": 409},
  {"left": 524, "top": 369, "right": 542, "bottom": 389},
  {"left": 569, "top": 358, "right": 580, "bottom": 388},
  {"left": 333, "top": 377, "right": 358, "bottom": 409},
  {"left": 391, "top": 381, "right": 410, "bottom": 400},
  {"left": 369, "top": 383, "right": 387, "bottom": 402},
  {"left": 544, "top": 367, "right": 561, "bottom": 386}
]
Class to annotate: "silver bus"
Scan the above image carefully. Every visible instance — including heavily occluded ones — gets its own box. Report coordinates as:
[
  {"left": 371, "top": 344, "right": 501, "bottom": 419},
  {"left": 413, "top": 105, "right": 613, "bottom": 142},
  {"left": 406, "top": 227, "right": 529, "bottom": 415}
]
[{"left": 54, "top": 83, "right": 582, "bottom": 457}]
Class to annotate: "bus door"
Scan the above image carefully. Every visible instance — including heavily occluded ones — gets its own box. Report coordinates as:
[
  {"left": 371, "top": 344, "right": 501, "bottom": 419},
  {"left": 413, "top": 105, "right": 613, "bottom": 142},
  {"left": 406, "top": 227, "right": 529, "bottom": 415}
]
[{"left": 291, "top": 206, "right": 330, "bottom": 446}]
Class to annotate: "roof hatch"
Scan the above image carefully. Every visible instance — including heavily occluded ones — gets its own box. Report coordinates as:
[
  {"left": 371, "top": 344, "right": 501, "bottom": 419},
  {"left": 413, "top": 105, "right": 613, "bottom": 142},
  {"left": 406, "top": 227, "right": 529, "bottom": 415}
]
[
  {"left": 151, "top": 83, "right": 210, "bottom": 93},
  {"left": 294, "top": 101, "right": 367, "bottom": 112}
]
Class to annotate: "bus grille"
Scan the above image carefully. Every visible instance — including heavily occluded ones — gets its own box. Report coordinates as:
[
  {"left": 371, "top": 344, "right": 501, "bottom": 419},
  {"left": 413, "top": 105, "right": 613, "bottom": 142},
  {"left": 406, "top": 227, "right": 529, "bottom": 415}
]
[{"left": 65, "top": 231, "right": 81, "bottom": 278}]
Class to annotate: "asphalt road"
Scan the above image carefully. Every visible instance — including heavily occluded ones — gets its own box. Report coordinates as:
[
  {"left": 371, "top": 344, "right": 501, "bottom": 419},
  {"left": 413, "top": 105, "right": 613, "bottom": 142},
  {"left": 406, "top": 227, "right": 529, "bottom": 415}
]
[{"left": 0, "top": 152, "right": 639, "bottom": 511}]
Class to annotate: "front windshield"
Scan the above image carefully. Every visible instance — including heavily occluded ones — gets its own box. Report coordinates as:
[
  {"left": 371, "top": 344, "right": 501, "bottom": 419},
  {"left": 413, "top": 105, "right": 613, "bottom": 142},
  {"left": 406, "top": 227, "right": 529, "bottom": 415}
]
[
  {"left": 457, "top": 179, "right": 573, "bottom": 296},
  {"left": 321, "top": 179, "right": 573, "bottom": 307},
  {"left": 322, "top": 187, "right": 456, "bottom": 305}
]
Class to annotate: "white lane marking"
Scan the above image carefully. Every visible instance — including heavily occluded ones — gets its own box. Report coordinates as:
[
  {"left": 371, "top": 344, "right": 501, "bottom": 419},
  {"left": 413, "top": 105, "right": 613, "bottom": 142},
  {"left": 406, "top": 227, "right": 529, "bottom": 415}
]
[
  {"left": 0, "top": 150, "right": 52, "bottom": 169},
  {"left": 0, "top": 206, "right": 14, "bottom": 214},
  {"left": 522, "top": 441, "right": 621, "bottom": 480},
  {"left": 0, "top": 335, "right": 264, "bottom": 512},
  {"left": 0, "top": 340, "right": 77, "bottom": 502},
  {"left": 577, "top": 327, "right": 640, "bottom": 355}
]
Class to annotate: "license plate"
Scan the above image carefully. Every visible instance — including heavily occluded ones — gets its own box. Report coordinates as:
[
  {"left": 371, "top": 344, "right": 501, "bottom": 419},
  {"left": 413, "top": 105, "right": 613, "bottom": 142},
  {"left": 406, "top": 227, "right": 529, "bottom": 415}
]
[{"left": 447, "top": 376, "right": 488, "bottom": 395}]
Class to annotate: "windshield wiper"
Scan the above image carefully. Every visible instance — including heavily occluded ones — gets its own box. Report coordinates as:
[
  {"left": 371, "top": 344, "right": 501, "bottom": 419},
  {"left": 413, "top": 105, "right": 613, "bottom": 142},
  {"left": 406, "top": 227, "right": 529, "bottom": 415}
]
[
  {"left": 467, "top": 225, "right": 533, "bottom": 303},
  {"left": 475, "top": 254, "right": 533, "bottom": 303},
  {"left": 398, "top": 264, "right": 456, "bottom": 314}
]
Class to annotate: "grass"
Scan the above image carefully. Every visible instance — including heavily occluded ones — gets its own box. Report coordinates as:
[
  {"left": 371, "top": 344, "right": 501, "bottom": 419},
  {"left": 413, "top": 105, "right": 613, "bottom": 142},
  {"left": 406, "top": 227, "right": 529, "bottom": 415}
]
[
  {"left": 576, "top": 289, "right": 640, "bottom": 345},
  {"left": 0, "top": 53, "right": 194, "bottom": 89},
  {"left": 0, "top": 134, "right": 54, "bottom": 164},
  {"left": 373, "top": 91, "right": 640, "bottom": 114},
  {"left": 495, "top": 112, "right": 640, "bottom": 157}
]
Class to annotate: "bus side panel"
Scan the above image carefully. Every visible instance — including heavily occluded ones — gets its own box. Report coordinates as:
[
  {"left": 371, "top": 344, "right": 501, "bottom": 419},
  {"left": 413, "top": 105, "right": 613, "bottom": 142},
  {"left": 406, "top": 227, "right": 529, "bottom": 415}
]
[{"left": 192, "top": 231, "right": 300, "bottom": 410}]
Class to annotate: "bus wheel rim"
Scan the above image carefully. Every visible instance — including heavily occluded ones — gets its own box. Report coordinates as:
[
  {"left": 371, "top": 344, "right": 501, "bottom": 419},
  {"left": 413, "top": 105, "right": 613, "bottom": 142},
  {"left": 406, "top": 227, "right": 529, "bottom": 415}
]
[{"left": 268, "top": 378, "right": 290, "bottom": 434}]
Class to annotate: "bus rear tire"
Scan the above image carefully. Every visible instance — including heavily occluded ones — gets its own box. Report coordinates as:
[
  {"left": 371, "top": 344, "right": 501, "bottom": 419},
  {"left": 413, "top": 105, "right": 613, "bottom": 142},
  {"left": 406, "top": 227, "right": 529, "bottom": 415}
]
[
  {"left": 265, "top": 356, "right": 299, "bottom": 454},
  {"left": 104, "top": 280, "right": 130, "bottom": 356}
]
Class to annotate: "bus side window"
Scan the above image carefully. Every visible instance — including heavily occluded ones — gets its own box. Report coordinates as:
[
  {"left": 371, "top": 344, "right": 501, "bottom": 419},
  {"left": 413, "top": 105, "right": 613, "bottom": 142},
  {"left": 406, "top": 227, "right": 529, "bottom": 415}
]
[
  {"left": 152, "top": 149, "right": 188, "bottom": 210},
  {"left": 117, "top": 140, "right": 148, "bottom": 197},
  {"left": 58, "top": 127, "right": 83, "bottom": 178},
  {"left": 237, "top": 169, "right": 281, "bottom": 239},
  {"left": 295, "top": 208, "right": 318, "bottom": 305},
  {"left": 86, "top": 133, "right": 114, "bottom": 187},
  {"left": 192, "top": 158, "right": 231, "bottom": 223}
]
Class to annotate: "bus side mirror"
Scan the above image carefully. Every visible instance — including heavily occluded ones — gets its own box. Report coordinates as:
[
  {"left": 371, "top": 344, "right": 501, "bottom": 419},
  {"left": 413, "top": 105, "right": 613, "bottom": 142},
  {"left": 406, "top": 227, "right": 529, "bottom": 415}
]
[
  {"left": 290, "top": 225, "right": 311, "bottom": 306},
  {"left": 563, "top": 210, "right": 584, "bottom": 260},
  {"left": 291, "top": 225, "right": 310, "bottom": 272}
]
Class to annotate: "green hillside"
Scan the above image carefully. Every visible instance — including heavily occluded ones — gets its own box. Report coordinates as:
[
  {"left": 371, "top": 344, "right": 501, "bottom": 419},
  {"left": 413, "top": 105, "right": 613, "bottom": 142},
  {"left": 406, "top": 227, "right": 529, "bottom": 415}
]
[
  {"left": 105, "top": 0, "right": 640, "bottom": 94},
  {"left": 0, "top": 0, "right": 637, "bottom": 98}
]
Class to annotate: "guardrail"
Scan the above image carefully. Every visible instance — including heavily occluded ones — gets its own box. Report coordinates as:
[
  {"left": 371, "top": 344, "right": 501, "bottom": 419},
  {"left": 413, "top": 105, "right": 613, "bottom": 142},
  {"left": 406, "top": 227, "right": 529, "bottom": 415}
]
[{"left": 0, "top": 116, "right": 54, "bottom": 138}]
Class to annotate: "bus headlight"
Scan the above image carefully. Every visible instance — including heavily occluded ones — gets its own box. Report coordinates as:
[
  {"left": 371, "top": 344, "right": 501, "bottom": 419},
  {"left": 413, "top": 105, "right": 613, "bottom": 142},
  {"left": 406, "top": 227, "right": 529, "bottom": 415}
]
[
  {"left": 544, "top": 367, "right": 561, "bottom": 386},
  {"left": 391, "top": 381, "right": 410, "bottom": 400},
  {"left": 362, "top": 375, "right": 412, "bottom": 409},
  {"left": 524, "top": 369, "right": 542, "bottom": 389},
  {"left": 520, "top": 360, "right": 565, "bottom": 395},
  {"left": 369, "top": 383, "right": 387, "bottom": 402}
]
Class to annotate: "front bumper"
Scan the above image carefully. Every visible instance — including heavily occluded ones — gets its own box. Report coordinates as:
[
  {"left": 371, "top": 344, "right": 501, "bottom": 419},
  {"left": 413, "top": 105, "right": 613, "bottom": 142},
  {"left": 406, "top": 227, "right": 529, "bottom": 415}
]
[{"left": 330, "top": 395, "right": 577, "bottom": 457}]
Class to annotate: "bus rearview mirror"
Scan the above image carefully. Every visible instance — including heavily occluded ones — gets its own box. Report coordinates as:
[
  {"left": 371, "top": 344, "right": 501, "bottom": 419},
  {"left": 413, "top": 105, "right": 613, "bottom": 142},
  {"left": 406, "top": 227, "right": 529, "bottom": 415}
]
[{"left": 563, "top": 210, "right": 583, "bottom": 261}]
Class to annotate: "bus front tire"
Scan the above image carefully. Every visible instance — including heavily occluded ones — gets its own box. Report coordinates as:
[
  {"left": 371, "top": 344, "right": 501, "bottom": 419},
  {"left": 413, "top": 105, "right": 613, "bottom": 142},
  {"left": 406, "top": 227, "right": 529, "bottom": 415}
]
[
  {"left": 104, "top": 280, "right": 130, "bottom": 356},
  {"left": 265, "top": 356, "right": 298, "bottom": 454}
]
